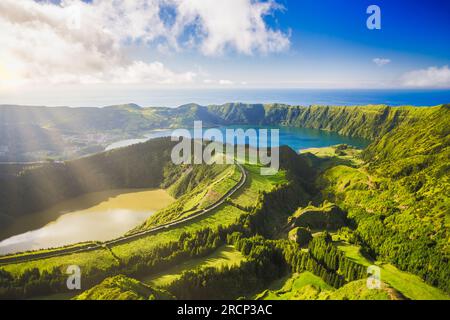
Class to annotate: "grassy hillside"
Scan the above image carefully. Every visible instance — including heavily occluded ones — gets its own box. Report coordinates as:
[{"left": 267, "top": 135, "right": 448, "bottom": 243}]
[
  {"left": 287, "top": 202, "right": 347, "bottom": 232},
  {"left": 255, "top": 272, "right": 397, "bottom": 300},
  {"left": 142, "top": 245, "right": 245, "bottom": 287},
  {"left": 316, "top": 106, "right": 450, "bottom": 293},
  {"left": 336, "top": 242, "right": 449, "bottom": 300},
  {"left": 255, "top": 272, "right": 333, "bottom": 300},
  {"left": 1, "top": 104, "right": 449, "bottom": 300},
  {"left": 132, "top": 164, "right": 241, "bottom": 231},
  {"left": 206, "top": 103, "right": 437, "bottom": 140},
  {"left": 74, "top": 275, "right": 174, "bottom": 300}
]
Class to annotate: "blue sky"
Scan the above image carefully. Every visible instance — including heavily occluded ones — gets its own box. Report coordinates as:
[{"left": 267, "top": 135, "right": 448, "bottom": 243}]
[
  {"left": 279, "top": 0, "right": 450, "bottom": 83},
  {"left": 149, "top": 0, "right": 450, "bottom": 88},
  {"left": 0, "top": 0, "right": 449, "bottom": 106},
  {"left": 283, "top": 0, "right": 450, "bottom": 57}
]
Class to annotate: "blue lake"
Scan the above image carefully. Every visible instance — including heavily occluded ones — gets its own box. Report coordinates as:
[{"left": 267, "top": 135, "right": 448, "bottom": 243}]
[{"left": 106, "top": 125, "right": 370, "bottom": 152}]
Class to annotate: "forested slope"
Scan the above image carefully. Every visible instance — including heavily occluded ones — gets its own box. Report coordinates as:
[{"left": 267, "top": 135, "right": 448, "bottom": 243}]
[
  {"left": 318, "top": 105, "right": 450, "bottom": 292},
  {"left": 206, "top": 103, "right": 442, "bottom": 140}
]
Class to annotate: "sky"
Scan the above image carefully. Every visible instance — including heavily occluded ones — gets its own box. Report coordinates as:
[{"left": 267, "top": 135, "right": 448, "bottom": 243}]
[{"left": 0, "top": 0, "right": 449, "bottom": 106}]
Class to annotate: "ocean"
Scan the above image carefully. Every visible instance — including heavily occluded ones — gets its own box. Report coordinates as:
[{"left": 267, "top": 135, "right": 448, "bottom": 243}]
[
  {"left": 1, "top": 88, "right": 449, "bottom": 108},
  {"left": 132, "top": 88, "right": 450, "bottom": 108}
]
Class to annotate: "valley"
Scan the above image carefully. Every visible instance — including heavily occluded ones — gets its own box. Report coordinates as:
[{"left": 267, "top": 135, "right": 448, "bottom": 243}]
[
  {"left": 0, "top": 103, "right": 448, "bottom": 301},
  {"left": 2, "top": 0, "right": 449, "bottom": 306}
]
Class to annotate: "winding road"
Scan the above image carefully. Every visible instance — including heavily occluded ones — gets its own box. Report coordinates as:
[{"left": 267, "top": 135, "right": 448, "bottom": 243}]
[{"left": 0, "top": 163, "right": 247, "bottom": 266}]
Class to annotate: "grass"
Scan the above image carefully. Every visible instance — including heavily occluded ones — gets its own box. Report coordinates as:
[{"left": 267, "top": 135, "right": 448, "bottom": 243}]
[
  {"left": 254, "top": 272, "right": 332, "bottom": 300},
  {"left": 301, "top": 146, "right": 337, "bottom": 157},
  {"left": 0, "top": 242, "right": 95, "bottom": 261},
  {"left": 300, "top": 145, "right": 364, "bottom": 171},
  {"left": 301, "top": 145, "right": 362, "bottom": 159},
  {"left": 135, "top": 164, "right": 242, "bottom": 230},
  {"left": 319, "top": 165, "right": 370, "bottom": 193},
  {"left": 255, "top": 271, "right": 396, "bottom": 300},
  {"left": 188, "top": 165, "right": 241, "bottom": 211},
  {"left": 288, "top": 272, "right": 332, "bottom": 292},
  {"left": 326, "top": 279, "right": 392, "bottom": 300},
  {"left": 112, "top": 205, "right": 247, "bottom": 259},
  {"left": 335, "top": 241, "right": 372, "bottom": 266},
  {"left": 2, "top": 247, "right": 119, "bottom": 275},
  {"left": 232, "top": 163, "right": 287, "bottom": 208},
  {"left": 141, "top": 245, "right": 245, "bottom": 287},
  {"left": 336, "top": 242, "right": 449, "bottom": 300},
  {"left": 74, "top": 275, "right": 174, "bottom": 300},
  {"left": 378, "top": 263, "right": 449, "bottom": 300}
]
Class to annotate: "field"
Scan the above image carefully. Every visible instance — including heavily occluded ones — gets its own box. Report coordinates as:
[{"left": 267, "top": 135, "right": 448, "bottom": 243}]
[
  {"left": 1, "top": 248, "right": 119, "bottom": 276},
  {"left": 255, "top": 272, "right": 332, "bottom": 300},
  {"left": 74, "top": 275, "right": 175, "bottom": 300},
  {"left": 232, "top": 164, "right": 287, "bottom": 208},
  {"left": 111, "top": 205, "right": 247, "bottom": 259},
  {"left": 336, "top": 242, "right": 449, "bottom": 300},
  {"left": 255, "top": 271, "right": 400, "bottom": 300},
  {"left": 142, "top": 245, "right": 245, "bottom": 287}
]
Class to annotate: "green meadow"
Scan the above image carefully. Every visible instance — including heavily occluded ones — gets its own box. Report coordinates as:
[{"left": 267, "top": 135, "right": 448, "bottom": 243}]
[
  {"left": 142, "top": 245, "right": 245, "bottom": 287},
  {"left": 255, "top": 272, "right": 332, "bottom": 300},
  {"left": 336, "top": 242, "right": 449, "bottom": 300}
]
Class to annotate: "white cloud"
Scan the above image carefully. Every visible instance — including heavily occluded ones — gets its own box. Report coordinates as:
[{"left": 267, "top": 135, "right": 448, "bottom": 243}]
[
  {"left": 219, "top": 79, "right": 234, "bottom": 85},
  {"left": 0, "top": 0, "right": 289, "bottom": 87},
  {"left": 373, "top": 58, "right": 391, "bottom": 67},
  {"left": 0, "top": 0, "right": 195, "bottom": 86},
  {"left": 201, "top": 79, "right": 236, "bottom": 86},
  {"left": 173, "top": 0, "right": 290, "bottom": 55},
  {"left": 110, "top": 61, "right": 197, "bottom": 84},
  {"left": 400, "top": 66, "right": 450, "bottom": 88}
]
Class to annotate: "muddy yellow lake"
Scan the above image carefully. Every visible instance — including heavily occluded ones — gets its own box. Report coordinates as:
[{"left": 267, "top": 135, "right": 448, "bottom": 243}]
[{"left": 0, "top": 189, "right": 174, "bottom": 255}]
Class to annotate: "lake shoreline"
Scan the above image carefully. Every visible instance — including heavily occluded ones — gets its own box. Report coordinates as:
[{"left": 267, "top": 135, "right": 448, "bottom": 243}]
[{"left": 0, "top": 188, "right": 174, "bottom": 255}]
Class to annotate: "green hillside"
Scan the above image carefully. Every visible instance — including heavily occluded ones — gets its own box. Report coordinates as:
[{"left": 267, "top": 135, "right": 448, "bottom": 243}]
[
  {"left": 0, "top": 103, "right": 449, "bottom": 300},
  {"left": 317, "top": 105, "right": 450, "bottom": 293},
  {"left": 142, "top": 245, "right": 245, "bottom": 287},
  {"left": 205, "top": 103, "right": 440, "bottom": 140},
  {"left": 254, "top": 272, "right": 398, "bottom": 300},
  {"left": 74, "top": 275, "right": 174, "bottom": 300}
]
